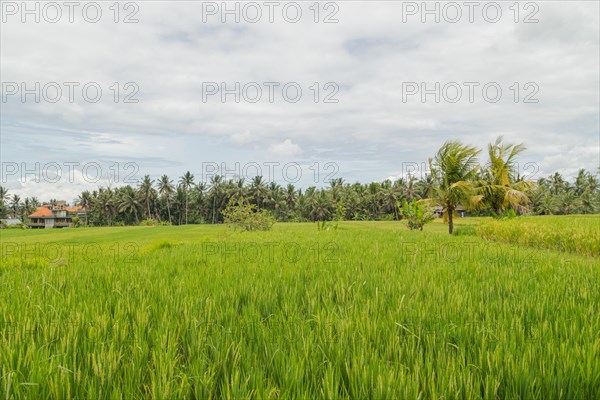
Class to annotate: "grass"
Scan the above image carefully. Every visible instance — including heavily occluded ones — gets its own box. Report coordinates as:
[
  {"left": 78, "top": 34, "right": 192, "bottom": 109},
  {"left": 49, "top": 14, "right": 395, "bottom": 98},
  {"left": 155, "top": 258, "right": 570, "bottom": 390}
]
[
  {"left": 1, "top": 217, "right": 599, "bottom": 399},
  {"left": 477, "top": 215, "right": 600, "bottom": 257}
]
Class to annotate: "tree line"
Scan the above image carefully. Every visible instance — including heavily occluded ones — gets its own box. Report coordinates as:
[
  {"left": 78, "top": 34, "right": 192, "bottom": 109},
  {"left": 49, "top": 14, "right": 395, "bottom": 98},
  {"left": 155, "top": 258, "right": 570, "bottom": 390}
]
[{"left": 1, "top": 138, "right": 598, "bottom": 233}]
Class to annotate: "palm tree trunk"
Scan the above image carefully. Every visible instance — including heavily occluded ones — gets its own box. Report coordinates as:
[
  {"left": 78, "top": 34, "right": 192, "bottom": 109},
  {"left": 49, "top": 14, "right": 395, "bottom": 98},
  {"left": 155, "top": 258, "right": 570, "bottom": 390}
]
[
  {"left": 185, "top": 192, "right": 189, "bottom": 224},
  {"left": 448, "top": 207, "right": 454, "bottom": 234},
  {"left": 167, "top": 199, "right": 172, "bottom": 224}
]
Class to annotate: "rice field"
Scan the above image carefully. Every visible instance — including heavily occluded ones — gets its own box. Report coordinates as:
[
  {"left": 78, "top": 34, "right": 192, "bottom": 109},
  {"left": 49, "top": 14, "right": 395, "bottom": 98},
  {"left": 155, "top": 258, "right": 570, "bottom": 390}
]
[
  {"left": 1, "top": 217, "right": 599, "bottom": 399},
  {"left": 477, "top": 215, "right": 600, "bottom": 257}
]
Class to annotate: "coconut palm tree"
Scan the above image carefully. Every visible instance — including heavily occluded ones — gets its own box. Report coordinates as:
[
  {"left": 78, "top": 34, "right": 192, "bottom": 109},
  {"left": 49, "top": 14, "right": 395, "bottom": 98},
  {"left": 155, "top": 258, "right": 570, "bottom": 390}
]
[
  {"left": 0, "top": 186, "right": 9, "bottom": 218},
  {"left": 0, "top": 186, "right": 9, "bottom": 202},
  {"left": 95, "top": 188, "right": 116, "bottom": 226},
  {"left": 9, "top": 194, "right": 21, "bottom": 219},
  {"left": 478, "top": 136, "right": 532, "bottom": 216},
  {"left": 157, "top": 175, "right": 174, "bottom": 224},
  {"left": 138, "top": 175, "right": 156, "bottom": 220},
  {"left": 118, "top": 186, "right": 142, "bottom": 224},
  {"left": 208, "top": 175, "right": 224, "bottom": 224},
  {"left": 249, "top": 176, "right": 268, "bottom": 210},
  {"left": 309, "top": 190, "right": 333, "bottom": 222},
  {"left": 429, "top": 141, "right": 481, "bottom": 234},
  {"left": 179, "top": 171, "right": 195, "bottom": 224}
]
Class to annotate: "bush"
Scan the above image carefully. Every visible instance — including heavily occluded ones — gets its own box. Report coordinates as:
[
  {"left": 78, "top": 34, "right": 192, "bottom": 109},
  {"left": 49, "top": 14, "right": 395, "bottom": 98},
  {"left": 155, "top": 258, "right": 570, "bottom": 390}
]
[
  {"left": 222, "top": 199, "right": 275, "bottom": 231},
  {"left": 1, "top": 223, "right": 25, "bottom": 229},
  {"left": 140, "top": 219, "right": 159, "bottom": 226},
  {"left": 400, "top": 200, "right": 434, "bottom": 231}
]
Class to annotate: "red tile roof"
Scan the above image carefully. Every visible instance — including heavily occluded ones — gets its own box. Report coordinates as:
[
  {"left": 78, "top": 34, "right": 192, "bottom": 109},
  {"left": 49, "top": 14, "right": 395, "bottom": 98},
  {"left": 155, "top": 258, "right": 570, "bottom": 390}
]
[{"left": 29, "top": 207, "right": 52, "bottom": 218}]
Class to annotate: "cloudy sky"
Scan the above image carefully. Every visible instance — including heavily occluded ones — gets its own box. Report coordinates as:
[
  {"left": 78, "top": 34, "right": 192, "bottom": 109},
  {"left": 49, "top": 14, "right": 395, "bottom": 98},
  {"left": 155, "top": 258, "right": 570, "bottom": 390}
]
[{"left": 1, "top": 1, "right": 599, "bottom": 202}]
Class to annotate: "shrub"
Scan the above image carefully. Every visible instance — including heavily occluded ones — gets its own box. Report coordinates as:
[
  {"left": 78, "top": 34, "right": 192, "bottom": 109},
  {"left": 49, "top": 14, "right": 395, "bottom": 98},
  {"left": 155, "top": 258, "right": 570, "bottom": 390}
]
[
  {"left": 222, "top": 199, "right": 275, "bottom": 231},
  {"left": 400, "top": 200, "right": 434, "bottom": 231},
  {"left": 1, "top": 223, "right": 25, "bottom": 229},
  {"left": 140, "top": 219, "right": 159, "bottom": 226}
]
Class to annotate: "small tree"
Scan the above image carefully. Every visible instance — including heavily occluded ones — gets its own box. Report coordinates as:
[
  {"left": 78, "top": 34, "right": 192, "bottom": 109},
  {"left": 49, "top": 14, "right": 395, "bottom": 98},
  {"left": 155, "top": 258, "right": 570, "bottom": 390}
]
[
  {"left": 222, "top": 199, "right": 275, "bottom": 231},
  {"left": 71, "top": 216, "right": 81, "bottom": 228},
  {"left": 400, "top": 200, "right": 434, "bottom": 231}
]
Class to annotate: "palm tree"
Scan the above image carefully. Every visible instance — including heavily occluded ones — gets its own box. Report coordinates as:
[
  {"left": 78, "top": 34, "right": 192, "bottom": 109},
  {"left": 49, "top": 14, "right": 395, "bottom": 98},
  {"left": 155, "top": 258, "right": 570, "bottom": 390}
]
[
  {"left": 138, "top": 175, "right": 156, "bottom": 220},
  {"left": 549, "top": 172, "right": 567, "bottom": 195},
  {"left": 309, "top": 190, "right": 333, "bottom": 222},
  {"left": 209, "top": 175, "right": 224, "bottom": 224},
  {"left": 478, "top": 136, "right": 532, "bottom": 216},
  {"left": 118, "top": 186, "right": 142, "bottom": 224},
  {"left": 429, "top": 141, "right": 481, "bottom": 234},
  {"left": 249, "top": 176, "right": 268, "bottom": 210},
  {"left": 22, "top": 198, "right": 37, "bottom": 221},
  {"left": 285, "top": 184, "right": 298, "bottom": 219},
  {"left": 95, "top": 188, "right": 116, "bottom": 226},
  {"left": 157, "top": 175, "right": 174, "bottom": 224},
  {"left": 179, "top": 171, "right": 195, "bottom": 224},
  {"left": 76, "top": 191, "right": 92, "bottom": 226},
  {"left": 0, "top": 186, "right": 9, "bottom": 219},
  {"left": 0, "top": 186, "right": 9, "bottom": 202},
  {"left": 9, "top": 194, "right": 21, "bottom": 219},
  {"left": 381, "top": 183, "right": 402, "bottom": 220}
]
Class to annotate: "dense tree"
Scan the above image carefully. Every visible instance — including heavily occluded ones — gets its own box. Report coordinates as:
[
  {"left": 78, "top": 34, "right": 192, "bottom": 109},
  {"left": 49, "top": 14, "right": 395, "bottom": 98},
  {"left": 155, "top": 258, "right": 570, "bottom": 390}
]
[{"left": 9, "top": 140, "right": 589, "bottom": 228}]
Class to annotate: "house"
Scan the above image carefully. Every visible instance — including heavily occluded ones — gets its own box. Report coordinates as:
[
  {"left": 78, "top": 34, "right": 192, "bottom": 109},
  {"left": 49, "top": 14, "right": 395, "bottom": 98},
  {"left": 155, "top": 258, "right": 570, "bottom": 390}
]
[
  {"left": 431, "top": 205, "right": 468, "bottom": 218},
  {"left": 28, "top": 202, "right": 86, "bottom": 229}
]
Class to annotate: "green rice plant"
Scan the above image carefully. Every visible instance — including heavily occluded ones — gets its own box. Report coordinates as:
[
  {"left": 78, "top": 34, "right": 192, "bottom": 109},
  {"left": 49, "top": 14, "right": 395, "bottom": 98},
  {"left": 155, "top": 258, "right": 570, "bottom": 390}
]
[
  {"left": 452, "top": 225, "right": 477, "bottom": 236},
  {"left": 0, "top": 217, "right": 598, "bottom": 398},
  {"left": 477, "top": 215, "right": 600, "bottom": 256}
]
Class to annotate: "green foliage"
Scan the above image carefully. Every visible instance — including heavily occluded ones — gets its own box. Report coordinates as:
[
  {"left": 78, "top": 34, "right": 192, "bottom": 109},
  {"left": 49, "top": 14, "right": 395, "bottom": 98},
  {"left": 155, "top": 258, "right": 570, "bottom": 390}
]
[
  {"left": 491, "top": 208, "right": 517, "bottom": 220},
  {"left": 0, "top": 220, "right": 598, "bottom": 398},
  {"left": 140, "top": 219, "right": 159, "bottom": 226},
  {"left": 222, "top": 199, "right": 275, "bottom": 231},
  {"left": 0, "top": 222, "right": 25, "bottom": 229},
  {"left": 71, "top": 216, "right": 81, "bottom": 227},
  {"left": 400, "top": 200, "right": 434, "bottom": 231},
  {"left": 452, "top": 225, "right": 477, "bottom": 236},
  {"left": 317, "top": 220, "right": 338, "bottom": 232}
]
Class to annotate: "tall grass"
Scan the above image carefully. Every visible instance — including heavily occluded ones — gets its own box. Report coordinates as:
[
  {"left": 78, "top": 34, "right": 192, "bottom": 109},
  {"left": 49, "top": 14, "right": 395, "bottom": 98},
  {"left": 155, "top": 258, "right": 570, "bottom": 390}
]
[
  {"left": 477, "top": 215, "right": 600, "bottom": 257},
  {"left": 1, "top": 219, "right": 599, "bottom": 398}
]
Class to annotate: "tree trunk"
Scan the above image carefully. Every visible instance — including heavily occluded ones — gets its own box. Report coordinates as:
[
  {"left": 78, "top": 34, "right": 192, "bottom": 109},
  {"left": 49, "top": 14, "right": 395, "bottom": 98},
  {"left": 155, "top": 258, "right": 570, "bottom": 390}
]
[
  {"left": 448, "top": 207, "right": 454, "bottom": 234},
  {"left": 167, "top": 199, "right": 172, "bottom": 224},
  {"left": 185, "top": 192, "right": 189, "bottom": 225}
]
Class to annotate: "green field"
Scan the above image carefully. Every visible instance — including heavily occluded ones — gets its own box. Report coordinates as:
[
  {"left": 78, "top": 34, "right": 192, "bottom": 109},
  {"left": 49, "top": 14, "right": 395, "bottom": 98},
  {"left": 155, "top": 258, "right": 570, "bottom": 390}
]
[{"left": 1, "top": 216, "right": 599, "bottom": 399}]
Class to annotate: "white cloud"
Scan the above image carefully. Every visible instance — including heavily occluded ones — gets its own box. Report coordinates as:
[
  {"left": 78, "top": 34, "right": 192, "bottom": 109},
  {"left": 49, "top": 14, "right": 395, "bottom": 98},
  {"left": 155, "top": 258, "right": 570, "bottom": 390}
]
[
  {"left": 268, "top": 139, "right": 303, "bottom": 157},
  {"left": 1, "top": 1, "right": 598, "bottom": 199}
]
